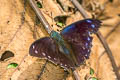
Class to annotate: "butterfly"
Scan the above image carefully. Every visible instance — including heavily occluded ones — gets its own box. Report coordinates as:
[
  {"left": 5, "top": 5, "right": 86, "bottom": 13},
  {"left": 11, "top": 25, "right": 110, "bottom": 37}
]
[{"left": 29, "top": 19, "right": 101, "bottom": 70}]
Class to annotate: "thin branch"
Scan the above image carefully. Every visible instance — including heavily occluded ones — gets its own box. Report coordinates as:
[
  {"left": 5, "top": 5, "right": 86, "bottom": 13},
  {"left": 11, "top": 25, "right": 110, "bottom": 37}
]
[
  {"left": 96, "top": 22, "right": 120, "bottom": 77},
  {"left": 28, "top": 0, "right": 81, "bottom": 80},
  {"left": 29, "top": 0, "right": 52, "bottom": 34},
  {"left": 105, "top": 22, "right": 120, "bottom": 39},
  {"left": 29, "top": 0, "right": 120, "bottom": 79},
  {"left": 71, "top": 0, "right": 119, "bottom": 79},
  {"left": 96, "top": 32, "right": 119, "bottom": 79},
  {"left": 28, "top": 1, "right": 51, "bottom": 80},
  {"left": 73, "top": 70, "right": 81, "bottom": 80},
  {"left": 38, "top": 60, "right": 48, "bottom": 80},
  {"left": 71, "top": 0, "right": 89, "bottom": 18}
]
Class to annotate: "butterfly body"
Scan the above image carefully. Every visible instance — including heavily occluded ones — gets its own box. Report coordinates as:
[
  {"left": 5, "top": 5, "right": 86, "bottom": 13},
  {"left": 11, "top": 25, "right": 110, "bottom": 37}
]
[
  {"left": 29, "top": 19, "right": 101, "bottom": 70},
  {"left": 50, "top": 31, "right": 70, "bottom": 55}
]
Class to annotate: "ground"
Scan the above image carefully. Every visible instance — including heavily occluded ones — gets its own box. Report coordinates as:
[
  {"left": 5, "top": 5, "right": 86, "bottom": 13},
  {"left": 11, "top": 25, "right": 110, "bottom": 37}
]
[{"left": 0, "top": 0, "right": 120, "bottom": 80}]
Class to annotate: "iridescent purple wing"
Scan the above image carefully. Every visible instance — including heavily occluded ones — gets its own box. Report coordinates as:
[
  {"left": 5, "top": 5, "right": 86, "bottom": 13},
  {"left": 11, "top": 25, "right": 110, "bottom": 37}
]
[
  {"left": 29, "top": 37, "right": 75, "bottom": 69},
  {"left": 60, "top": 19, "right": 101, "bottom": 66}
]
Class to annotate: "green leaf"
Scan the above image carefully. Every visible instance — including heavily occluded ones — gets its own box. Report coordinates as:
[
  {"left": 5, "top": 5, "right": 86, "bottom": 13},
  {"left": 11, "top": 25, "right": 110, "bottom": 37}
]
[
  {"left": 90, "top": 68, "right": 94, "bottom": 75},
  {"left": 90, "top": 77, "right": 98, "bottom": 80},
  {"left": 37, "top": 2, "right": 42, "bottom": 8},
  {"left": 56, "top": 22, "right": 64, "bottom": 27},
  {"left": 109, "top": 0, "right": 113, "bottom": 3},
  {"left": 7, "top": 63, "right": 18, "bottom": 69}
]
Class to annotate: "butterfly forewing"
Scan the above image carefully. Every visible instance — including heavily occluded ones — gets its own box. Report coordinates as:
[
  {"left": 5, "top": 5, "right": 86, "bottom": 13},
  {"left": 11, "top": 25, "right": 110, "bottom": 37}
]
[
  {"left": 30, "top": 37, "right": 57, "bottom": 59},
  {"left": 61, "top": 19, "right": 101, "bottom": 66},
  {"left": 29, "top": 37, "right": 75, "bottom": 69},
  {"left": 29, "top": 19, "right": 101, "bottom": 69}
]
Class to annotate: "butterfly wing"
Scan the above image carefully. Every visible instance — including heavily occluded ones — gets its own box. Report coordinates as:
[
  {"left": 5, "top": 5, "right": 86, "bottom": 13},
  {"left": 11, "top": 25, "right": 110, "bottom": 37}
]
[
  {"left": 29, "top": 37, "right": 75, "bottom": 69},
  {"left": 60, "top": 19, "right": 101, "bottom": 66}
]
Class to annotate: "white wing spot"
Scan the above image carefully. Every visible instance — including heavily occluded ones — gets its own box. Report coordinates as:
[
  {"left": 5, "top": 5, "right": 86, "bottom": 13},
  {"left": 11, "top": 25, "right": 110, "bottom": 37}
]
[
  {"left": 60, "top": 63, "right": 63, "bottom": 66},
  {"left": 65, "top": 64, "right": 67, "bottom": 66},
  {"left": 87, "top": 37, "right": 90, "bottom": 41},
  {"left": 88, "top": 50, "right": 90, "bottom": 52},
  {"left": 46, "top": 25, "right": 49, "bottom": 28},
  {"left": 32, "top": 45, "right": 35, "bottom": 49},
  {"left": 91, "top": 24, "right": 95, "bottom": 28},
  {"left": 42, "top": 52, "right": 46, "bottom": 56},
  {"left": 82, "top": 47, "right": 85, "bottom": 50},
  {"left": 35, "top": 50, "right": 38, "bottom": 54},
  {"left": 86, "top": 20, "right": 92, "bottom": 23},
  {"left": 48, "top": 56, "right": 51, "bottom": 59},
  {"left": 88, "top": 31, "right": 91, "bottom": 35},
  {"left": 54, "top": 58, "right": 57, "bottom": 60},
  {"left": 85, "top": 54, "right": 88, "bottom": 57},
  {"left": 86, "top": 43, "right": 88, "bottom": 47}
]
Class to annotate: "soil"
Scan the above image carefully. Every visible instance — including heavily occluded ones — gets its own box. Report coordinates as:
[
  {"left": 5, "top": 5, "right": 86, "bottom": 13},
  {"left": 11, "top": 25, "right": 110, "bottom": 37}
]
[{"left": 0, "top": 0, "right": 120, "bottom": 80}]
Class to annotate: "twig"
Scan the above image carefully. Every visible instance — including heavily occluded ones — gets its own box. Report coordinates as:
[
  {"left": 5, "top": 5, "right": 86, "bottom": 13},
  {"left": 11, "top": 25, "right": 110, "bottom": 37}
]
[
  {"left": 28, "top": 1, "right": 51, "bottom": 80},
  {"left": 28, "top": 0, "right": 81, "bottom": 80},
  {"left": 96, "top": 32, "right": 119, "bottom": 79},
  {"left": 29, "top": 0, "right": 120, "bottom": 80},
  {"left": 96, "top": 22, "right": 120, "bottom": 77},
  {"left": 73, "top": 70, "right": 81, "bottom": 80},
  {"left": 70, "top": 0, "right": 89, "bottom": 18},
  {"left": 71, "top": 0, "right": 120, "bottom": 79},
  {"left": 105, "top": 22, "right": 120, "bottom": 39},
  {"left": 38, "top": 60, "right": 48, "bottom": 80},
  {"left": 29, "top": 0, "right": 52, "bottom": 34}
]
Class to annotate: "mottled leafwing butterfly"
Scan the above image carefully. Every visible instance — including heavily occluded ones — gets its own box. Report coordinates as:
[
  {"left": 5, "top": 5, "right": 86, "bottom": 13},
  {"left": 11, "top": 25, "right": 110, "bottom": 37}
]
[{"left": 29, "top": 19, "right": 101, "bottom": 70}]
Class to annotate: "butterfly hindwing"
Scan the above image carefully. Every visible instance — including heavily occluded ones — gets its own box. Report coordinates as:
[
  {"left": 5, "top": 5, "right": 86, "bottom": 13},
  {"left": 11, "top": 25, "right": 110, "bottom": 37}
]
[
  {"left": 60, "top": 19, "right": 101, "bottom": 66},
  {"left": 29, "top": 19, "right": 101, "bottom": 69},
  {"left": 29, "top": 37, "right": 75, "bottom": 69}
]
